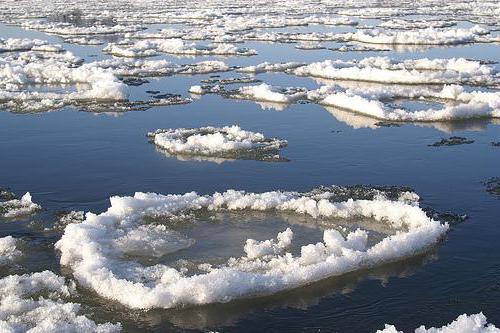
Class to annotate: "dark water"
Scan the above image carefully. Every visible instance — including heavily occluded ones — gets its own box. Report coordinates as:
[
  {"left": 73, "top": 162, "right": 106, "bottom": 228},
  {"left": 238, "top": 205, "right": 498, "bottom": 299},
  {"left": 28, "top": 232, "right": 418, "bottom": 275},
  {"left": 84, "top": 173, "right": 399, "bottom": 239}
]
[{"left": 0, "top": 21, "right": 499, "bottom": 332}]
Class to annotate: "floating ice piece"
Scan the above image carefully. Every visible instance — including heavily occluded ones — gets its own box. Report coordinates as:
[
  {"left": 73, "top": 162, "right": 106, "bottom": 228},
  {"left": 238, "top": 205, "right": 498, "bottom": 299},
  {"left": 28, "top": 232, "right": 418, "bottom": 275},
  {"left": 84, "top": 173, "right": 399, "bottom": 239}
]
[
  {"left": 21, "top": 20, "right": 144, "bottom": 36},
  {"left": 0, "top": 236, "right": 21, "bottom": 264},
  {"left": 238, "top": 62, "right": 305, "bottom": 74},
  {"left": 0, "top": 192, "right": 41, "bottom": 218},
  {"left": 104, "top": 39, "right": 257, "bottom": 57},
  {"left": 295, "top": 42, "right": 326, "bottom": 50},
  {"left": 94, "top": 59, "right": 230, "bottom": 77},
  {"left": 293, "top": 57, "right": 498, "bottom": 85},
  {"left": 315, "top": 84, "right": 500, "bottom": 121},
  {"left": 148, "top": 125, "right": 288, "bottom": 161},
  {"left": 0, "top": 271, "right": 121, "bottom": 332},
  {"left": 0, "top": 38, "right": 62, "bottom": 53},
  {"left": 379, "top": 19, "right": 457, "bottom": 30},
  {"left": 55, "top": 186, "right": 449, "bottom": 309},
  {"left": 234, "top": 83, "right": 307, "bottom": 104},
  {"left": 337, "top": 25, "right": 490, "bottom": 45},
  {"left": 378, "top": 312, "right": 500, "bottom": 333}
]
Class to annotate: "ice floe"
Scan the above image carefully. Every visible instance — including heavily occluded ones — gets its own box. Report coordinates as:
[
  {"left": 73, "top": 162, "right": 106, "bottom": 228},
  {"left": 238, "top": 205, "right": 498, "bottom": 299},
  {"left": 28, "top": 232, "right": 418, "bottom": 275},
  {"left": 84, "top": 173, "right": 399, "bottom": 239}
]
[
  {"left": 55, "top": 186, "right": 449, "bottom": 309},
  {"left": 147, "top": 125, "right": 288, "bottom": 162},
  {"left": 0, "top": 271, "right": 121, "bottom": 332},
  {"left": 104, "top": 39, "right": 257, "bottom": 57},
  {"left": 293, "top": 57, "right": 498, "bottom": 85},
  {"left": 0, "top": 192, "right": 41, "bottom": 218},
  {"left": 378, "top": 312, "right": 499, "bottom": 333}
]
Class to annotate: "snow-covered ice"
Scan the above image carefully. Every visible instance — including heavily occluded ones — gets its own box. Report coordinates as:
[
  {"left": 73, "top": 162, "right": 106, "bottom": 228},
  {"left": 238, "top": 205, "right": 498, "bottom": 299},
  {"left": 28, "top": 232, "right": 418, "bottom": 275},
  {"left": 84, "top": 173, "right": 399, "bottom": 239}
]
[
  {"left": 55, "top": 186, "right": 449, "bottom": 309},
  {"left": 148, "top": 125, "right": 288, "bottom": 161},
  {"left": 378, "top": 313, "right": 500, "bottom": 333},
  {"left": 0, "top": 192, "right": 41, "bottom": 218},
  {"left": 0, "top": 271, "right": 121, "bottom": 332}
]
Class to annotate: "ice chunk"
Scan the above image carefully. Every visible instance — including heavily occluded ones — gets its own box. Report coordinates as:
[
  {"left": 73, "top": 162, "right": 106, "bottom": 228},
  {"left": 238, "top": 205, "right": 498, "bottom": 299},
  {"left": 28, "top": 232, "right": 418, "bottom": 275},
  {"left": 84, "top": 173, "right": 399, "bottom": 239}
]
[
  {"left": 0, "top": 192, "right": 41, "bottom": 218},
  {"left": 378, "top": 312, "right": 499, "bottom": 333},
  {"left": 147, "top": 125, "right": 288, "bottom": 161}
]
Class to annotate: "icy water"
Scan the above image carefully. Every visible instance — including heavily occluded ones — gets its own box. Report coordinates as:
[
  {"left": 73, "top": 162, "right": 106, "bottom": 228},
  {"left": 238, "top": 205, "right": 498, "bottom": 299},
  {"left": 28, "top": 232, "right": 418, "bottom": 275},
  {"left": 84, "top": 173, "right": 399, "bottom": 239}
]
[{"left": 1, "top": 12, "right": 500, "bottom": 333}]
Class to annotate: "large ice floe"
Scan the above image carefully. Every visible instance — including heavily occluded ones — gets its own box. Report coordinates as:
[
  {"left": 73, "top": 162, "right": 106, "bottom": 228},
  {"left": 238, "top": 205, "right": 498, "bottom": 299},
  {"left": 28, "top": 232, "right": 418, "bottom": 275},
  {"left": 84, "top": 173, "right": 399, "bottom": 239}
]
[
  {"left": 0, "top": 271, "right": 121, "bottom": 332},
  {"left": 378, "top": 312, "right": 500, "bottom": 333},
  {"left": 147, "top": 125, "right": 288, "bottom": 162},
  {"left": 0, "top": 192, "right": 41, "bottom": 218},
  {"left": 55, "top": 186, "right": 449, "bottom": 309},
  {"left": 292, "top": 57, "right": 499, "bottom": 86}
]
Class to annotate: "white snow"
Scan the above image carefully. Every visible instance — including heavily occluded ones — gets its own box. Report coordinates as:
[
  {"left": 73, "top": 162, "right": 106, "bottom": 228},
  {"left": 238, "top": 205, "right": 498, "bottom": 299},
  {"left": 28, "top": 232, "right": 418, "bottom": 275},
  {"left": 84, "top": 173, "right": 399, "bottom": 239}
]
[
  {"left": 0, "top": 236, "right": 21, "bottom": 264},
  {"left": 0, "top": 192, "right": 41, "bottom": 218},
  {"left": 235, "top": 84, "right": 307, "bottom": 104},
  {"left": 378, "top": 313, "right": 500, "bottom": 333},
  {"left": 293, "top": 57, "right": 497, "bottom": 85},
  {"left": 0, "top": 271, "right": 121, "bottom": 332},
  {"left": 55, "top": 187, "right": 449, "bottom": 309},
  {"left": 148, "top": 125, "right": 286, "bottom": 157}
]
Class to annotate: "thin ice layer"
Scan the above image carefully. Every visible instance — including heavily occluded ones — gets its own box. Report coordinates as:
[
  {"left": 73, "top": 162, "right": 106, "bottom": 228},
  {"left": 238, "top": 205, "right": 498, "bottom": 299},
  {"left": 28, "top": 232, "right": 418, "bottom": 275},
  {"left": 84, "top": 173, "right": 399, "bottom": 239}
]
[{"left": 56, "top": 187, "right": 449, "bottom": 309}]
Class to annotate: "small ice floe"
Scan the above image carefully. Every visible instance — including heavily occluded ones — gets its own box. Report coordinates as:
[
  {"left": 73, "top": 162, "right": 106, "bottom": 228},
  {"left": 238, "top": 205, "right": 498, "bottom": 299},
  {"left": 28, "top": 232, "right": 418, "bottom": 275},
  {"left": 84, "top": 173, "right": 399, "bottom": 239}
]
[
  {"left": 94, "top": 59, "right": 231, "bottom": 77},
  {"left": 0, "top": 236, "right": 21, "bottom": 264},
  {"left": 483, "top": 177, "right": 500, "bottom": 198},
  {"left": 292, "top": 57, "right": 498, "bottom": 85},
  {"left": 334, "top": 25, "right": 492, "bottom": 45},
  {"left": 237, "top": 62, "right": 305, "bottom": 74},
  {"left": 64, "top": 37, "right": 104, "bottom": 45},
  {"left": 0, "top": 271, "right": 121, "bottom": 332},
  {"left": 379, "top": 18, "right": 457, "bottom": 30},
  {"left": 378, "top": 312, "right": 499, "bottom": 333},
  {"left": 21, "top": 19, "right": 144, "bottom": 36},
  {"left": 200, "top": 76, "right": 261, "bottom": 85},
  {"left": 55, "top": 186, "right": 450, "bottom": 309},
  {"left": 147, "top": 125, "right": 288, "bottom": 162},
  {"left": 0, "top": 192, "right": 41, "bottom": 218},
  {"left": 295, "top": 42, "right": 326, "bottom": 50},
  {"left": 428, "top": 136, "right": 475, "bottom": 147},
  {"left": 0, "top": 38, "right": 63, "bottom": 53},
  {"left": 311, "top": 84, "right": 500, "bottom": 122},
  {"left": 104, "top": 39, "right": 257, "bottom": 57},
  {"left": 233, "top": 84, "right": 308, "bottom": 104}
]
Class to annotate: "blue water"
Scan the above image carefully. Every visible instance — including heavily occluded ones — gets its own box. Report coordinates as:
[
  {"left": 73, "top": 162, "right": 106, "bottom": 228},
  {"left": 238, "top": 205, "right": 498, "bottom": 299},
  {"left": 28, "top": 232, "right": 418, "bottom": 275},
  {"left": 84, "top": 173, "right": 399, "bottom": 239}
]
[{"left": 0, "top": 21, "right": 499, "bottom": 332}]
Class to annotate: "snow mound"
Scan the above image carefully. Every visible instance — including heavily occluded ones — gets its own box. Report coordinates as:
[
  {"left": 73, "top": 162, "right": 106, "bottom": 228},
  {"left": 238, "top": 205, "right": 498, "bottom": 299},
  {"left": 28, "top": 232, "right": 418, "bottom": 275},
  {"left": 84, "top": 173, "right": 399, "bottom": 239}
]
[
  {"left": 56, "top": 186, "right": 449, "bottom": 309},
  {"left": 148, "top": 125, "right": 288, "bottom": 161}
]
